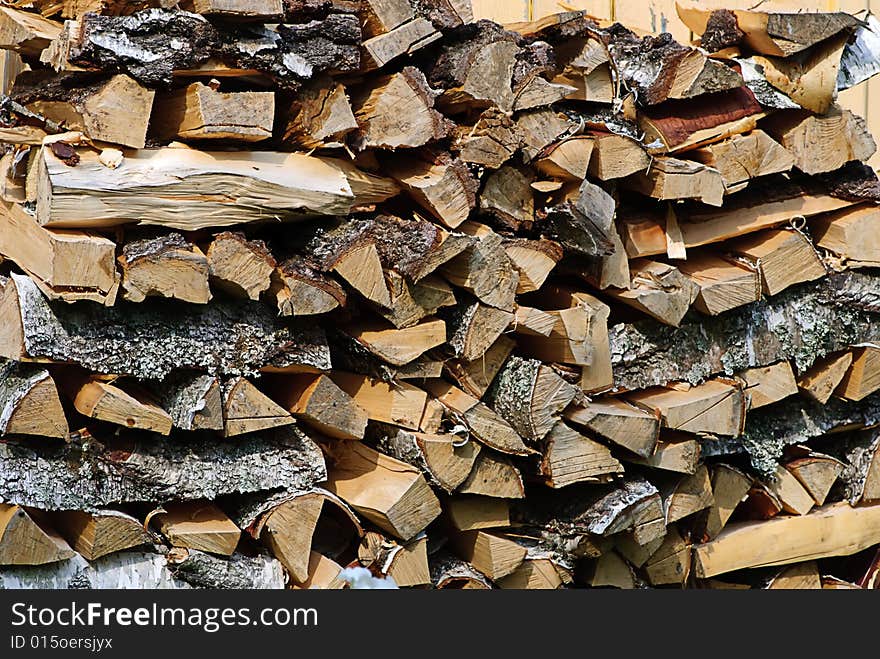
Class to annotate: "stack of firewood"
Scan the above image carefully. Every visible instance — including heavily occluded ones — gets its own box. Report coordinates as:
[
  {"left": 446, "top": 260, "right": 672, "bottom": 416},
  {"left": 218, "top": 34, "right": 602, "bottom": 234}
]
[{"left": 0, "top": 0, "right": 878, "bottom": 590}]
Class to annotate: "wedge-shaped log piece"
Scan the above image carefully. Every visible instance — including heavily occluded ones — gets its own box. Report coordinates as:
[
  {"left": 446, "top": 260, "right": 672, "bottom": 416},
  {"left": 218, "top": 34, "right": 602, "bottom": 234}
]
[
  {"left": 539, "top": 422, "right": 623, "bottom": 489},
  {"left": 0, "top": 425, "right": 326, "bottom": 511},
  {"left": 154, "top": 501, "right": 241, "bottom": 556},
  {"left": 423, "top": 379, "right": 532, "bottom": 457},
  {"left": 377, "top": 428, "right": 481, "bottom": 492},
  {"left": 0, "top": 273, "right": 330, "bottom": 380},
  {"left": 644, "top": 526, "right": 691, "bottom": 586},
  {"left": 690, "top": 130, "right": 793, "bottom": 193},
  {"left": 829, "top": 430, "right": 880, "bottom": 506},
  {"left": 179, "top": 0, "right": 283, "bottom": 20},
  {"left": 738, "top": 361, "right": 798, "bottom": 409},
  {"left": 387, "top": 155, "right": 476, "bottom": 229},
  {"left": 586, "top": 551, "right": 635, "bottom": 590},
  {"left": 625, "top": 157, "right": 724, "bottom": 206},
  {"left": 379, "top": 272, "right": 456, "bottom": 330},
  {"left": 0, "top": 362, "right": 67, "bottom": 439},
  {"left": 764, "top": 465, "right": 814, "bottom": 516},
  {"left": 627, "top": 434, "right": 700, "bottom": 475},
  {"left": 430, "top": 551, "right": 492, "bottom": 589},
  {"left": 168, "top": 549, "right": 285, "bottom": 590},
  {"left": 69, "top": 376, "right": 173, "bottom": 435},
  {"left": 359, "top": 531, "right": 431, "bottom": 587},
  {"left": 785, "top": 454, "right": 845, "bottom": 507},
  {"left": 292, "top": 552, "right": 345, "bottom": 590},
  {"left": 0, "top": 201, "right": 117, "bottom": 299},
  {"left": 284, "top": 79, "right": 358, "bottom": 149},
  {"left": 0, "top": 505, "right": 74, "bottom": 566},
  {"left": 270, "top": 258, "right": 346, "bottom": 317},
  {"left": 221, "top": 377, "right": 294, "bottom": 438},
  {"left": 51, "top": 509, "right": 151, "bottom": 561},
  {"left": 119, "top": 232, "right": 211, "bottom": 304},
  {"left": 156, "top": 373, "right": 223, "bottom": 432},
  {"left": 728, "top": 228, "right": 827, "bottom": 297},
  {"left": 453, "top": 107, "right": 519, "bottom": 169},
  {"left": 362, "top": 17, "right": 441, "bottom": 70},
  {"left": 628, "top": 379, "right": 746, "bottom": 437},
  {"left": 266, "top": 373, "right": 367, "bottom": 441},
  {"left": 13, "top": 71, "right": 154, "bottom": 148},
  {"left": 609, "top": 260, "right": 700, "bottom": 328},
  {"left": 479, "top": 165, "right": 533, "bottom": 231},
  {"left": 695, "top": 464, "right": 752, "bottom": 542},
  {"left": 152, "top": 82, "right": 274, "bottom": 142},
  {"left": 445, "top": 336, "right": 514, "bottom": 399},
  {"left": 439, "top": 221, "right": 518, "bottom": 311},
  {"left": 353, "top": 67, "right": 451, "bottom": 149},
  {"left": 206, "top": 232, "right": 275, "bottom": 301},
  {"left": 587, "top": 132, "right": 650, "bottom": 181},
  {"left": 763, "top": 107, "right": 876, "bottom": 176},
  {"left": 330, "top": 372, "right": 427, "bottom": 431},
  {"left": 487, "top": 356, "right": 579, "bottom": 443},
  {"left": 447, "top": 530, "right": 526, "bottom": 581},
  {"left": 812, "top": 205, "right": 880, "bottom": 267},
  {"left": 457, "top": 451, "right": 525, "bottom": 499},
  {"left": 677, "top": 253, "right": 761, "bottom": 316},
  {"left": 694, "top": 501, "right": 880, "bottom": 578},
  {"left": 609, "top": 270, "right": 880, "bottom": 391},
  {"left": 836, "top": 346, "right": 880, "bottom": 402},
  {"left": 766, "top": 561, "right": 821, "bottom": 590},
  {"left": 325, "top": 441, "right": 441, "bottom": 541},
  {"left": 535, "top": 136, "right": 594, "bottom": 181},
  {"left": 344, "top": 318, "right": 446, "bottom": 367},
  {"left": 30, "top": 146, "right": 398, "bottom": 230},
  {"left": 0, "top": 6, "right": 61, "bottom": 57},
  {"left": 445, "top": 496, "right": 510, "bottom": 532},
  {"left": 797, "top": 352, "right": 853, "bottom": 405},
  {"left": 505, "top": 239, "right": 562, "bottom": 295},
  {"left": 498, "top": 557, "right": 567, "bottom": 590},
  {"left": 660, "top": 464, "right": 714, "bottom": 524},
  {"left": 565, "top": 398, "right": 660, "bottom": 459}
]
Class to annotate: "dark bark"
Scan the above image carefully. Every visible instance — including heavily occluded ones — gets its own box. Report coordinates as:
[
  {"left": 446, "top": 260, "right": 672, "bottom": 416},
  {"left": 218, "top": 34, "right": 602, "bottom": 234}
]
[
  {"left": 0, "top": 426, "right": 326, "bottom": 511},
  {"left": 700, "top": 10, "right": 744, "bottom": 53},
  {"left": 609, "top": 271, "right": 880, "bottom": 390},
  {"left": 538, "top": 179, "right": 616, "bottom": 258},
  {"left": 170, "top": 551, "right": 286, "bottom": 589}
]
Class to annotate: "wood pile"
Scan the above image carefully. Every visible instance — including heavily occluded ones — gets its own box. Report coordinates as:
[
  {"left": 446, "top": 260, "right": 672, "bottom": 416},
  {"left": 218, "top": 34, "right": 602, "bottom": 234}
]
[{"left": 0, "top": 0, "right": 879, "bottom": 590}]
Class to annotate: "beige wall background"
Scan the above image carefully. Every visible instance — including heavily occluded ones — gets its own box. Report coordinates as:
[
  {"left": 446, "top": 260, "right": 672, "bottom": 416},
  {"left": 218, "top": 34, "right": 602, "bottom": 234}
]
[{"left": 472, "top": 0, "right": 880, "bottom": 166}]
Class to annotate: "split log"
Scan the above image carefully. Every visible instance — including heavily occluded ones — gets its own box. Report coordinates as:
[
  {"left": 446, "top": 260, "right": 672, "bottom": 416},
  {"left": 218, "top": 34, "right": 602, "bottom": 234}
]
[
  {"left": 153, "top": 501, "right": 241, "bottom": 556},
  {"left": 487, "top": 356, "right": 579, "bottom": 443},
  {"left": 29, "top": 146, "right": 399, "bottom": 230},
  {"left": 0, "top": 425, "right": 326, "bottom": 511},
  {"left": 829, "top": 430, "right": 880, "bottom": 505},
  {"left": 0, "top": 202, "right": 117, "bottom": 301},
  {"left": 763, "top": 107, "right": 876, "bottom": 176},
  {"left": 445, "top": 496, "right": 510, "bottom": 532},
  {"left": 270, "top": 258, "right": 346, "bottom": 317},
  {"left": 785, "top": 454, "right": 845, "bottom": 506},
  {"left": 535, "top": 136, "right": 594, "bottom": 181},
  {"left": 538, "top": 179, "right": 617, "bottom": 258},
  {"left": 625, "top": 157, "right": 725, "bottom": 207},
  {"left": 66, "top": 375, "right": 173, "bottom": 435},
  {"left": 0, "top": 505, "right": 74, "bottom": 566},
  {"left": 479, "top": 165, "right": 534, "bottom": 231},
  {"left": 587, "top": 552, "right": 635, "bottom": 590},
  {"left": 0, "top": 362, "right": 67, "bottom": 439},
  {"left": 514, "top": 295, "right": 597, "bottom": 366},
  {"left": 283, "top": 79, "right": 358, "bottom": 149},
  {"left": 344, "top": 318, "right": 446, "bottom": 367},
  {"left": 695, "top": 464, "right": 752, "bottom": 543},
  {"left": 0, "top": 272, "right": 331, "bottom": 380},
  {"left": 587, "top": 133, "right": 650, "bottom": 181},
  {"left": 376, "top": 428, "right": 480, "bottom": 492},
  {"left": 292, "top": 551, "right": 346, "bottom": 590},
  {"left": 453, "top": 107, "right": 520, "bottom": 169},
  {"left": 50, "top": 509, "right": 152, "bottom": 561},
  {"left": 386, "top": 156, "right": 476, "bottom": 230},
  {"left": 766, "top": 562, "right": 821, "bottom": 590},
  {"left": 352, "top": 67, "right": 451, "bottom": 149},
  {"left": 152, "top": 82, "right": 274, "bottom": 142},
  {"left": 497, "top": 557, "right": 567, "bottom": 590},
  {"left": 660, "top": 464, "right": 714, "bottom": 524},
  {"left": 330, "top": 372, "right": 427, "bottom": 431},
  {"left": 0, "top": 6, "right": 62, "bottom": 57},
  {"left": 538, "top": 422, "right": 623, "bottom": 489},
  {"left": 627, "top": 380, "right": 746, "bottom": 438},
  {"left": 443, "top": 335, "right": 514, "bottom": 399},
  {"left": 515, "top": 109, "right": 577, "bottom": 164},
  {"left": 325, "top": 441, "right": 442, "bottom": 541},
  {"left": 644, "top": 526, "right": 691, "bottom": 586},
  {"left": 429, "top": 551, "right": 492, "bottom": 589},
  {"left": 155, "top": 373, "right": 223, "bottom": 432},
  {"left": 694, "top": 501, "right": 880, "bottom": 578},
  {"left": 379, "top": 273, "right": 456, "bottom": 330},
  {"left": 628, "top": 434, "right": 701, "bottom": 475},
  {"left": 836, "top": 346, "right": 880, "bottom": 402},
  {"left": 358, "top": 531, "right": 430, "bottom": 587},
  {"left": 443, "top": 301, "right": 511, "bottom": 363},
  {"left": 439, "top": 221, "right": 518, "bottom": 311},
  {"left": 689, "top": 130, "right": 794, "bottom": 193},
  {"left": 812, "top": 205, "right": 880, "bottom": 268},
  {"left": 504, "top": 239, "right": 562, "bottom": 294},
  {"left": 422, "top": 379, "right": 532, "bottom": 457},
  {"left": 677, "top": 253, "right": 761, "bottom": 316},
  {"left": 728, "top": 227, "right": 827, "bottom": 297},
  {"left": 221, "top": 377, "right": 293, "bottom": 437},
  {"left": 764, "top": 465, "right": 814, "bottom": 516},
  {"left": 206, "top": 232, "right": 275, "bottom": 301},
  {"left": 362, "top": 18, "right": 441, "bottom": 70},
  {"left": 119, "top": 232, "right": 211, "bottom": 304},
  {"left": 12, "top": 71, "right": 154, "bottom": 148},
  {"left": 179, "top": 0, "right": 283, "bottom": 20},
  {"left": 608, "top": 270, "right": 880, "bottom": 390},
  {"left": 564, "top": 398, "right": 660, "bottom": 458},
  {"left": 266, "top": 373, "right": 367, "bottom": 440},
  {"left": 607, "top": 260, "right": 700, "bottom": 328},
  {"left": 457, "top": 451, "right": 525, "bottom": 499},
  {"left": 447, "top": 530, "right": 526, "bottom": 581},
  {"left": 738, "top": 361, "right": 798, "bottom": 409}
]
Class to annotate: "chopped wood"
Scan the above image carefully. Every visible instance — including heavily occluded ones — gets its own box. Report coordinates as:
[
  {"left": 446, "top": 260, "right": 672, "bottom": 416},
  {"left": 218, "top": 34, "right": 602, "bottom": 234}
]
[
  {"left": 445, "top": 496, "right": 510, "bottom": 532},
  {"left": 836, "top": 346, "right": 880, "bottom": 402},
  {"left": 504, "top": 239, "right": 562, "bottom": 294},
  {"left": 270, "top": 258, "right": 347, "bottom": 317},
  {"left": 785, "top": 454, "right": 845, "bottom": 507},
  {"left": 387, "top": 156, "right": 476, "bottom": 229},
  {"left": 266, "top": 373, "right": 367, "bottom": 441},
  {"left": 829, "top": 430, "right": 880, "bottom": 505},
  {"left": 689, "top": 129, "right": 794, "bottom": 193},
  {"left": 359, "top": 532, "right": 430, "bottom": 587},
  {"left": 538, "top": 422, "right": 624, "bottom": 489},
  {"left": 479, "top": 165, "right": 534, "bottom": 231},
  {"left": 677, "top": 253, "right": 761, "bottom": 316},
  {"left": 626, "top": 156, "right": 725, "bottom": 206},
  {"left": 766, "top": 561, "right": 821, "bottom": 590},
  {"left": 587, "top": 133, "right": 650, "bottom": 181},
  {"left": 457, "top": 451, "right": 525, "bottom": 499},
  {"left": 155, "top": 373, "right": 223, "bottom": 432},
  {"left": 154, "top": 500, "right": 241, "bottom": 556},
  {"left": 344, "top": 318, "right": 446, "bottom": 367},
  {"left": 67, "top": 375, "right": 173, "bottom": 435},
  {"left": 429, "top": 551, "right": 492, "bottom": 589},
  {"left": 50, "top": 509, "right": 152, "bottom": 561},
  {"left": 535, "top": 136, "right": 594, "bottom": 181},
  {"left": 587, "top": 552, "right": 635, "bottom": 589},
  {"left": 443, "top": 301, "right": 512, "bottom": 362},
  {"left": 812, "top": 204, "right": 880, "bottom": 267},
  {"left": 152, "top": 82, "right": 274, "bottom": 142},
  {"left": 0, "top": 362, "right": 67, "bottom": 439},
  {"left": 453, "top": 107, "right": 520, "bottom": 169},
  {"left": 661, "top": 464, "right": 714, "bottom": 524},
  {"left": 439, "top": 221, "right": 518, "bottom": 311},
  {"left": 447, "top": 530, "right": 526, "bottom": 581},
  {"left": 284, "top": 79, "right": 358, "bottom": 149},
  {"left": 695, "top": 464, "right": 752, "bottom": 542},
  {"left": 362, "top": 18, "right": 441, "bottom": 70},
  {"left": 0, "top": 6, "right": 61, "bottom": 57},
  {"left": 764, "top": 465, "right": 814, "bottom": 516},
  {"left": 443, "top": 335, "right": 515, "bottom": 399},
  {"left": 565, "top": 398, "right": 660, "bottom": 458},
  {"left": 0, "top": 505, "right": 74, "bottom": 566},
  {"left": 376, "top": 427, "right": 481, "bottom": 492},
  {"left": 738, "top": 361, "right": 798, "bottom": 409},
  {"left": 608, "top": 260, "right": 700, "bottom": 328},
  {"left": 330, "top": 372, "right": 427, "bottom": 431},
  {"left": 221, "top": 376, "right": 293, "bottom": 437},
  {"left": 292, "top": 551, "right": 346, "bottom": 590},
  {"left": 252, "top": 492, "right": 324, "bottom": 583},
  {"left": 627, "top": 379, "right": 746, "bottom": 437},
  {"left": 206, "top": 232, "right": 275, "bottom": 301},
  {"left": 728, "top": 227, "right": 827, "bottom": 297},
  {"left": 325, "top": 441, "right": 442, "bottom": 541},
  {"left": 179, "top": 0, "right": 283, "bottom": 20},
  {"left": 694, "top": 501, "right": 880, "bottom": 578},
  {"left": 628, "top": 434, "right": 701, "bottom": 475},
  {"left": 119, "top": 232, "right": 211, "bottom": 304}
]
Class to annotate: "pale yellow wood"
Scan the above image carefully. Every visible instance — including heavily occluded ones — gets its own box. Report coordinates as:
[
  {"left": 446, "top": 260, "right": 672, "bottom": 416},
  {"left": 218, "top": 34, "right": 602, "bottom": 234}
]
[
  {"left": 222, "top": 377, "right": 294, "bottom": 437},
  {"left": 628, "top": 380, "right": 745, "bottom": 437},
  {"left": 766, "top": 561, "right": 822, "bottom": 589},
  {"left": 155, "top": 501, "right": 241, "bottom": 557},
  {"left": 330, "top": 373, "right": 427, "bottom": 431},
  {"left": 797, "top": 352, "right": 854, "bottom": 404},
  {"left": 51, "top": 510, "right": 151, "bottom": 561},
  {"left": 498, "top": 559, "right": 565, "bottom": 589},
  {"left": 0, "top": 505, "right": 75, "bottom": 566},
  {"left": 448, "top": 530, "right": 526, "bottom": 580},
  {"left": 738, "top": 361, "right": 798, "bottom": 409},
  {"left": 835, "top": 346, "right": 880, "bottom": 401},
  {"left": 766, "top": 465, "right": 815, "bottom": 516},
  {"left": 446, "top": 496, "right": 510, "bottom": 531}
]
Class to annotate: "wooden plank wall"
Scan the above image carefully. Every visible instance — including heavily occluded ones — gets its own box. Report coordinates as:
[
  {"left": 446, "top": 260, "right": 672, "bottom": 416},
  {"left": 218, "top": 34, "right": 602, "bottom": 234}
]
[{"left": 471, "top": 0, "right": 880, "bottom": 166}]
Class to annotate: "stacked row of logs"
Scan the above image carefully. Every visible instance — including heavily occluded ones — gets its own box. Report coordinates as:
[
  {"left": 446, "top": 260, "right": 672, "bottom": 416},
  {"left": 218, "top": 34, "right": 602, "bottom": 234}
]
[{"left": 0, "top": 0, "right": 878, "bottom": 589}]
